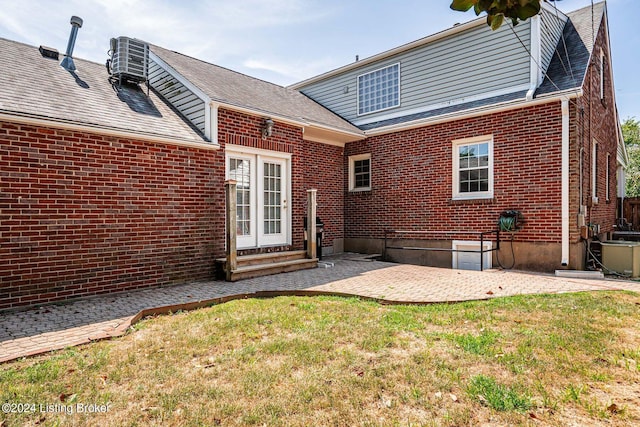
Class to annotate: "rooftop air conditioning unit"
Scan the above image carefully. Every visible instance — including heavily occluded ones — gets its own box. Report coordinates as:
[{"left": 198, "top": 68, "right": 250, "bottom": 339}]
[{"left": 109, "top": 36, "right": 149, "bottom": 83}]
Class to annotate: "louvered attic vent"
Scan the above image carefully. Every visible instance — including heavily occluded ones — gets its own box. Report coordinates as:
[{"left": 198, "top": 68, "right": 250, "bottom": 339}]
[{"left": 109, "top": 36, "right": 149, "bottom": 83}]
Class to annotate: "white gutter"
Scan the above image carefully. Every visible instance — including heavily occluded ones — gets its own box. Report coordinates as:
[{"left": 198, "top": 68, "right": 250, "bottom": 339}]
[
  {"left": 561, "top": 98, "right": 570, "bottom": 266},
  {"left": 0, "top": 111, "right": 219, "bottom": 150},
  {"left": 365, "top": 89, "right": 582, "bottom": 137}
]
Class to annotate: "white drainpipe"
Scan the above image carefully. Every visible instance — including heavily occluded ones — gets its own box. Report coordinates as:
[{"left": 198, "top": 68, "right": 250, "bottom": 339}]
[
  {"left": 561, "top": 98, "right": 570, "bottom": 266},
  {"left": 526, "top": 16, "right": 541, "bottom": 101}
]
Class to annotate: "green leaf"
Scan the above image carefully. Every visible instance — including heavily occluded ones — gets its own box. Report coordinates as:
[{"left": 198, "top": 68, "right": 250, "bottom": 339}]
[
  {"left": 488, "top": 14, "right": 504, "bottom": 30},
  {"left": 516, "top": 3, "right": 541, "bottom": 20},
  {"left": 450, "top": 0, "right": 477, "bottom": 12}
]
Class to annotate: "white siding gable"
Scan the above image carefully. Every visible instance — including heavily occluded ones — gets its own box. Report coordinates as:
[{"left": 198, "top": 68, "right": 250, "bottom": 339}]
[
  {"left": 148, "top": 59, "right": 207, "bottom": 136},
  {"left": 539, "top": 6, "right": 569, "bottom": 84},
  {"left": 297, "top": 20, "right": 532, "bottom": 126}
]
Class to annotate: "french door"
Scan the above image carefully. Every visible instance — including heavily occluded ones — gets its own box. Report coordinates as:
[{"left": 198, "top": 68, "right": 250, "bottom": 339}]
[{"left": 226, "top": 147, "right": 290, "bottom": 249}]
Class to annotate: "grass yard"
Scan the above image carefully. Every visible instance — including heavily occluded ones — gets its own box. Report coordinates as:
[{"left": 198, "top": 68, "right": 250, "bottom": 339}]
[{"left": 1, "top": 291, "right": 639, "bottom": 426}]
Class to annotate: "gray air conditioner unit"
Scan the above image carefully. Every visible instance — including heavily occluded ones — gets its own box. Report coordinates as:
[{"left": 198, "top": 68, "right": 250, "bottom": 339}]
[{"left": 109, "top": 36, "right": 149, "bottom": 83}]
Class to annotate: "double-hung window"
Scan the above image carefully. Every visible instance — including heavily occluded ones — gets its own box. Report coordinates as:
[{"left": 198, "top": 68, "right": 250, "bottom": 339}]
[
  {"left": 349, "top": 154, "right": 371, "bottom": 192},
  {"left": 452, "top": 136, "right": 494, "bottom": 200},
  {"left": 357, "top": 63, "right": 400, "bottom": 115}
]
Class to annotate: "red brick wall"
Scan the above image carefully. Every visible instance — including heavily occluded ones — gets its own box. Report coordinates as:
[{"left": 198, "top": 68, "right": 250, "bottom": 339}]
[
  {"left": 1, "top": 108, "right": 346, "bottom": 309},
  {"left": 344, "top": 102, "right": 564, "bottom": 243},
  {"left": 0, "top": 121, "right": 226, "bottom": 310},
  {"left": 218, "top": 108, "right": 344, "bottom": 253},
  {"left": 302, "top": 141, "right": 344, "bottom": 251},
  {"left": 570, "top": 17, "right": 619, "bottom": 241}
]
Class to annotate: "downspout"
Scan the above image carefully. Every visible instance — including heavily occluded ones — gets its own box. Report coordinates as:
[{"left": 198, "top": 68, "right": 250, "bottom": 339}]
[
  {"left": 526, "top": 16, "right": 542, "bottom": 101},
  {"left": 561, "top": 98, "right": 570, "bottom": 266}
]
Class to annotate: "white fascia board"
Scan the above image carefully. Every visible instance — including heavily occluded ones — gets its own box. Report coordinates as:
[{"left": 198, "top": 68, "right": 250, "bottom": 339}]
[
  {"left": 364, "top": 90, "right": 581, "bottom": 137},
  {"left": 288, "top": 18, "right": 485, "bottom": 90},
  {"left": 0, "top": 111, "right": 220, "bottom": 150},
  {"left": 303, "top": 120, "right": 365, "bottom": 140}
]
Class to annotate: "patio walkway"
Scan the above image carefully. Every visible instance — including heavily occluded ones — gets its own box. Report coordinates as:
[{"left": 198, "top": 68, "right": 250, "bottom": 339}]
[{"left": 2, "top": 254, "right": 639, "bottom": 363}]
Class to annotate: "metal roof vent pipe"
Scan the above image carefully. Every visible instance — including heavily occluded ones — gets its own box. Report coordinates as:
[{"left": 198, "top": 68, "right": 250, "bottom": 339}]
[{"left": 60, "top": 16, "right": 83, "bottom": 71}]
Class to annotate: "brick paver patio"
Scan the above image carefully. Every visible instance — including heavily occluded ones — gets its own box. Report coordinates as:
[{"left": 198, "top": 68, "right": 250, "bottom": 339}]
[{"left": 2, "top": 254, "right": 639, "bottom": 363}]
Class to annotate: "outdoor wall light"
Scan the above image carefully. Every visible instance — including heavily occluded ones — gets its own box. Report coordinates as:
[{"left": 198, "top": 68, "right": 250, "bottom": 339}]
[{"left": 262, "top": 118, "right": 274, "bottom": 139}]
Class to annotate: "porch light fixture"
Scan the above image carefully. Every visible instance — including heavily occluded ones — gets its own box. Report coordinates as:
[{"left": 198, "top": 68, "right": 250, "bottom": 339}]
[{"left": 262, "top": 118, "right": 274, "bottom": 139}]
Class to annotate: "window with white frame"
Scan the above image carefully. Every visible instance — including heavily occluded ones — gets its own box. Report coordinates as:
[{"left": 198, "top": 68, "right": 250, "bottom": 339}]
[
  {"left": 452, "top": 136, "right": 494, "bottom": 200},
  {"left": 349, "top": 154, "right": 371, "bottom": 192},
  {"left": 357, "top": 63, "right": 400, "bottom": 115}
]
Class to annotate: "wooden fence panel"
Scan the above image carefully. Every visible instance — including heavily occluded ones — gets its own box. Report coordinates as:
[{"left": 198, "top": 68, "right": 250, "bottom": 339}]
[{"left": 623, "top": 197, "right": 640, "bottom": 231}]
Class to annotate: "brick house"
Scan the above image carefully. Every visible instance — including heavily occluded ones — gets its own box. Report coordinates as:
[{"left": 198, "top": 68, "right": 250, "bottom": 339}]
[
  {"left": 0, "top": 2, "right": 626, "bottom": 309},
  {"left": 292, "top": 1, "right": 626, "bottom": 272}
]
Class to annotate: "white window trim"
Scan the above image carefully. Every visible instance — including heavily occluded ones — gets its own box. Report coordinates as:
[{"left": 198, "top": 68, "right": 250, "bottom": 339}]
[
  {"left": 452, "top": 135, "right": 494, "bottom": 200},
  {"left": 592, "top": 140, "right": 599, "bottom": 205},
  {"left": 356, "top": 62, "right": 401, "bottom": 116},
  {"left": 348, "top": 153, "right": 372, "bottom": 192}
]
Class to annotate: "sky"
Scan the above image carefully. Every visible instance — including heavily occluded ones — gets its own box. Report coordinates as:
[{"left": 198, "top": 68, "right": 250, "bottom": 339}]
[{"left": 0, "top": 0, "right": 637, "bottom": 120}]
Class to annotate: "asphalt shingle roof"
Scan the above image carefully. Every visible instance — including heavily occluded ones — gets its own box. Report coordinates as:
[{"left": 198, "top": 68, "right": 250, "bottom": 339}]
[
  {"left": 536, "top": 2, "right": 605, "bottom": 96},
  {"left": 0, "top": 38, "right": 205, "bottom": 144},
  {"left": 151, "top": 45, "right": 361, "bottom": 135},
  {"left": 0, "top": 2, "right": 606, "bottom": 138}
]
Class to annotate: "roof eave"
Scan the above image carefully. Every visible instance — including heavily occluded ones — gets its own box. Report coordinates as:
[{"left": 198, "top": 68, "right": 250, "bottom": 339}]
[
  {"left": 209, "top": 100, "right": 364, "bottom": 144},
  {"left": 364, "top": 90, "right": 582, "bottom": 136},
  {"left": 0, "top": 110, "right": 218, "bottom": 150}
]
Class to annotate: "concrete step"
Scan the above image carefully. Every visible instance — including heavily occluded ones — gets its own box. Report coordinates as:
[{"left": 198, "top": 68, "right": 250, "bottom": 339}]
[{"left": 228, "top": 258, "right": 318, "bottom": 281}]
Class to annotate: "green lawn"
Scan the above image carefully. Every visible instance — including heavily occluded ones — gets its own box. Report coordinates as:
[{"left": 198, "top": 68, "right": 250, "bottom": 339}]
[{"left": 1, "top": 292, "right": 639, "bottom": 426}]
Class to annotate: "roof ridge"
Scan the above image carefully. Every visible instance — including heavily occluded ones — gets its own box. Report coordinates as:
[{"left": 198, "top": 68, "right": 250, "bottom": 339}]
[
  {"left": 150, "top": 44, "right": 299, "bottom": 94},
  {"left": 566, "top": 0, "right": 606, "bottom": 17}
]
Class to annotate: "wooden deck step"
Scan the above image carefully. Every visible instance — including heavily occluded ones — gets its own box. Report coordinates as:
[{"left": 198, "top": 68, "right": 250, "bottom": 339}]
[
  {"left": 215, "top": 250, "right": 307, "bottom": 267},
  {"left": 215, "top": 250, "right": 317, "bottom": 281},
  {"left": 228, "top": 258, "right": 318, "bottom": 281}
]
